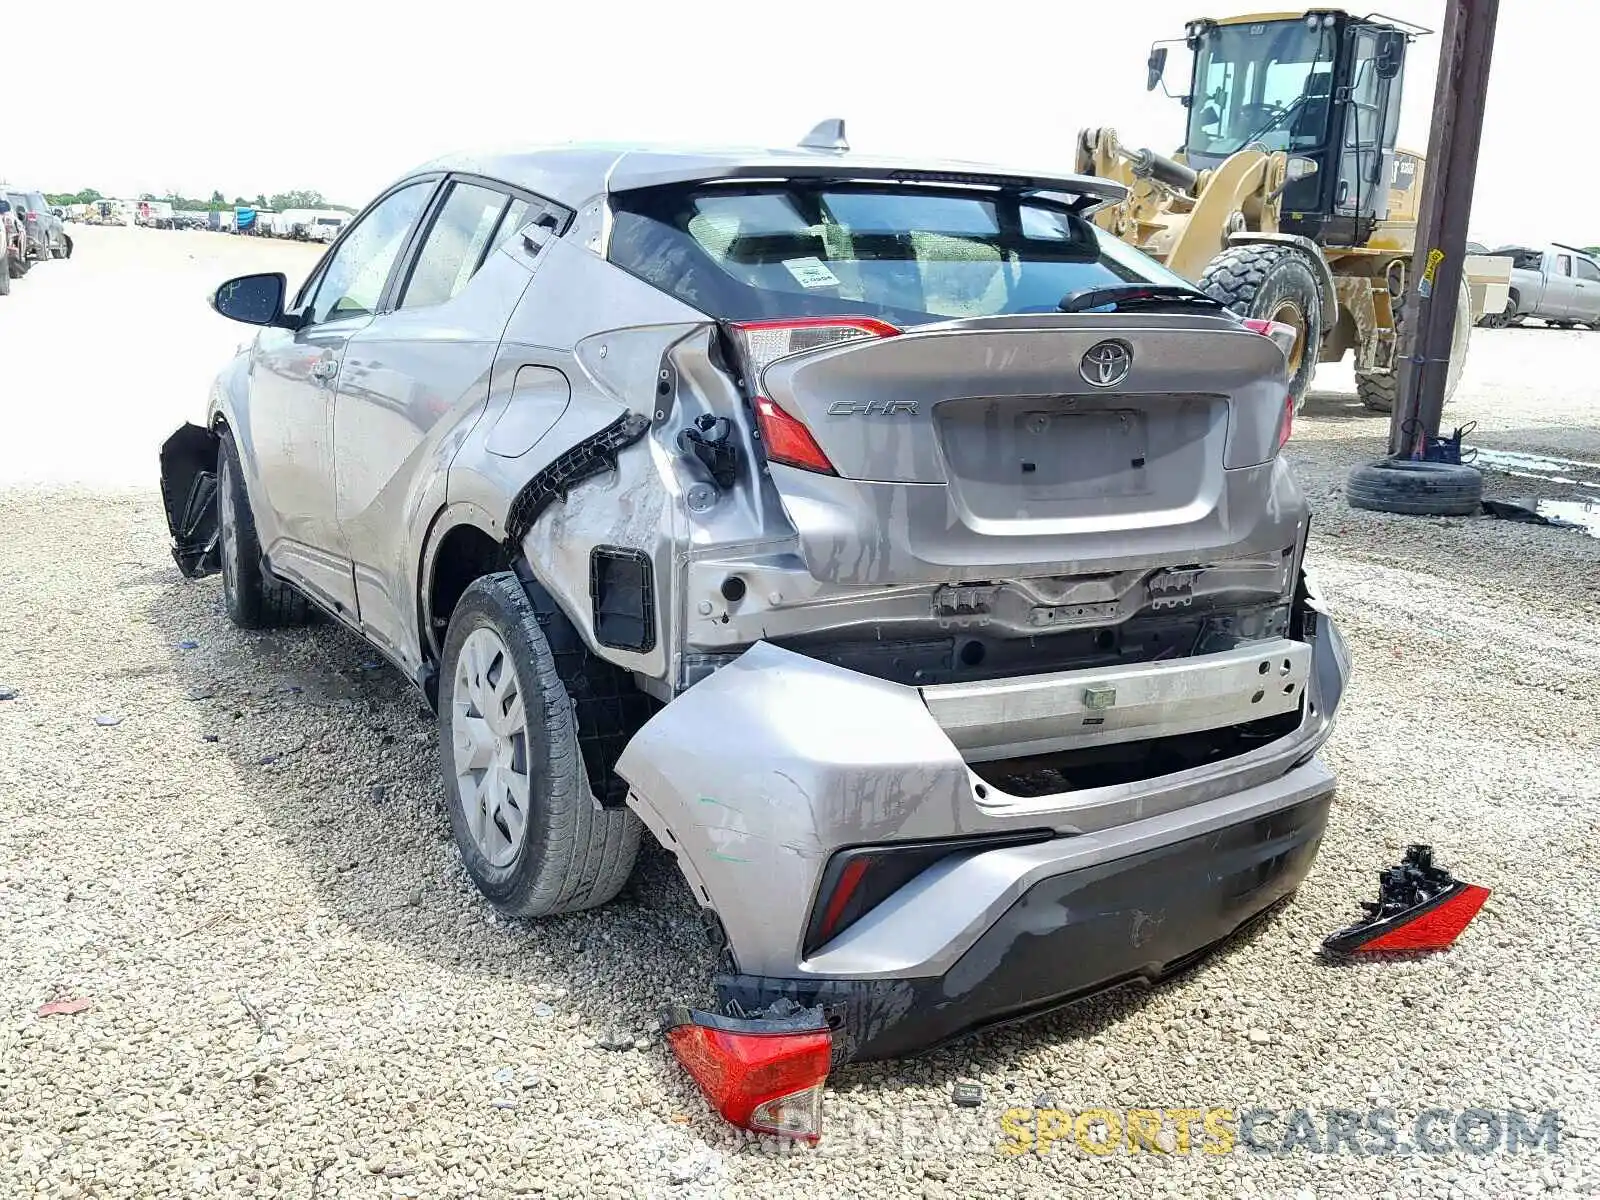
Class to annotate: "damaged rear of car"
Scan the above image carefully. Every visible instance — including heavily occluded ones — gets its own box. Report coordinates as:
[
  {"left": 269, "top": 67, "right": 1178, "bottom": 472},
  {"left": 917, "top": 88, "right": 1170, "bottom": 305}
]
[
  {"left": 589, "top": 167, "right": 1348, "bottom": 1064},
  {"left": 159, "top": 139, "right": 1349, "bottom": 1130}
]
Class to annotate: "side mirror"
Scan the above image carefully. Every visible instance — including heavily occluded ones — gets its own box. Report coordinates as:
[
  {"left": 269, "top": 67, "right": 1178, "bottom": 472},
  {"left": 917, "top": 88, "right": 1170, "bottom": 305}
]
[
  {"left": 210, "top": 272, "right": 291, "bottom": 327},
  {"left": 1376, "top": 31, "right": 1403, "bottom": 78},
  {"left": 1146, "top": 46, "right": 1169, "bottom": 92}
]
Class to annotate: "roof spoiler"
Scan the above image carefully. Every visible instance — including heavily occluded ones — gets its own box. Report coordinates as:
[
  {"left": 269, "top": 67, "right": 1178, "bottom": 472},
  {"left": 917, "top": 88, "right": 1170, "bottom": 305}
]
[{"left": 609, "top": 160, "right": 1128, "bottom": 214}]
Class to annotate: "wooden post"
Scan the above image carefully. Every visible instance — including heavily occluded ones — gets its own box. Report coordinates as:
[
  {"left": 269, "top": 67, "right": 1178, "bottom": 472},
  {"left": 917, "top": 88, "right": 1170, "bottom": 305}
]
[{"left": 1389, "top": 0, "right": 1501, "bottom": 457}]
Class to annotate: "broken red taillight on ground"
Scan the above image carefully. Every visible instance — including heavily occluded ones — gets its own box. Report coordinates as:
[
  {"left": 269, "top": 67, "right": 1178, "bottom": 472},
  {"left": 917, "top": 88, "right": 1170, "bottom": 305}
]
[
  {"left": 662, "top": 1003, "right": 832, "bottom": 1142},
  {"left": 1323, "top": 845, "right": 1490, "bottom": 955}
]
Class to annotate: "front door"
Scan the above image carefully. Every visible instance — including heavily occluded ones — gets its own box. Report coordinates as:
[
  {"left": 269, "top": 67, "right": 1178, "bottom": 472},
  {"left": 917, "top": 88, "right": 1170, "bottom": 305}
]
[{"left": 244, "top": 179, "right": 435, "bottom": 615}]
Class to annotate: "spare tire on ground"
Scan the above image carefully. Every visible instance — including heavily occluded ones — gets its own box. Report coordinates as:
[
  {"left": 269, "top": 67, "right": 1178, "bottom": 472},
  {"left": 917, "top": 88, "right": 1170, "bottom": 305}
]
[{"left": 1346, "top": 458, "right": 1483, "bottom": 516}]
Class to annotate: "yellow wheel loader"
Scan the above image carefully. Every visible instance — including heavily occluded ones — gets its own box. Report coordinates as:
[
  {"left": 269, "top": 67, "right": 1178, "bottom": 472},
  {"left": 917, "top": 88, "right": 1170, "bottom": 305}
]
[{"left": 1076, "top": 9, "right": 1510, "bottom": 412}]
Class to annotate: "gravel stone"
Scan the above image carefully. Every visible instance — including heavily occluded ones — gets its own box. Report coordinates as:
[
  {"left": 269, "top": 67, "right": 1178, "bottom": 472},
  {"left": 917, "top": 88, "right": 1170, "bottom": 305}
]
[{"left": 2, "top": 224, "right": 1597, "bottom": 1200}]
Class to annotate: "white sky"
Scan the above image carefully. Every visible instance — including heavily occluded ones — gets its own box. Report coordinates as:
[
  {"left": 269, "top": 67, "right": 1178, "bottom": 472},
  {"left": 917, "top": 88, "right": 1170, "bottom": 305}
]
[{"left": 6, "top": 1, "right": 1588, "bottom": 247}]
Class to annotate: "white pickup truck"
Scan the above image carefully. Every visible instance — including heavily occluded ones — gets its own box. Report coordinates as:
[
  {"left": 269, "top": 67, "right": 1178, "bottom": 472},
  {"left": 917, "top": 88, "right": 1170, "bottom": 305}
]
[{"left": 1480, "top": 243, "right": 1600, "bottom": 329}]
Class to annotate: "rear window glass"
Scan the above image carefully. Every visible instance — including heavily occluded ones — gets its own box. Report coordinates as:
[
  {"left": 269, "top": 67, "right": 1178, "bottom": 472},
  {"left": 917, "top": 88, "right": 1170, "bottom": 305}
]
[{"left": 608, "top": 183, "right": 1191, "bottom": 326}]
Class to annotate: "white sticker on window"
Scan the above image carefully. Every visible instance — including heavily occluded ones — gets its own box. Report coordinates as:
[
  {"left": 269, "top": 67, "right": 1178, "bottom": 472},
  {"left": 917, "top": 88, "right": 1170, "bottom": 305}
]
[{"left": 782, "top": 256, "right": 841, "bottom": 289}]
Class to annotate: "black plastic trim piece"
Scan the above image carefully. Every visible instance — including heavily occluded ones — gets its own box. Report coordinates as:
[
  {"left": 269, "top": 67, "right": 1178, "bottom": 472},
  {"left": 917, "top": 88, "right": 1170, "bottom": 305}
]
[
  {"left": 721, "top": 794, "right": 1332, "bottom": 1063},
  {"left": 589, "top": 547, "right": 657, "bottom": 653},
  {"left": 660, "top": 1001, "right": 828, "bottom": 1037},
  {"left": 502, "top": 412, "right": 652, "bottom": 549},
  {"left": 158, "top": 423, "right": 222, "bottom": 578}
]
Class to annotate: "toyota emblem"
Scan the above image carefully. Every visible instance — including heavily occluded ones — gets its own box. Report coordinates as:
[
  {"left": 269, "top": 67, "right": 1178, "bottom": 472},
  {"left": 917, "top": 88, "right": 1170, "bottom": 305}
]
[{"left": 1080, "top": 340, "right": 1133, "bottom": 387}]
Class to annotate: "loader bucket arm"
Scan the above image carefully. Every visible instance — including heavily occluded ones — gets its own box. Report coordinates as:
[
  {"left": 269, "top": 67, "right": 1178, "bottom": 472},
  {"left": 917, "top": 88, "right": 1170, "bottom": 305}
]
[{"left": 1164, "top": 150, "right": 1275, "bottom": 281}]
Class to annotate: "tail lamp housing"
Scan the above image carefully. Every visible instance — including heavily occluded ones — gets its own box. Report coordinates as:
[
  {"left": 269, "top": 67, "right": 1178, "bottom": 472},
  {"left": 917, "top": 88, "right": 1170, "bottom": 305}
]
[
  {"left": 1323, "top": 845, "right": 1490, "bottom": 955},
  {"left": 727, "top": 317, "right": 900, "bottom": 475},
  {"left": 662, "top": 1005, "right": 832, "bottom": 1141}
]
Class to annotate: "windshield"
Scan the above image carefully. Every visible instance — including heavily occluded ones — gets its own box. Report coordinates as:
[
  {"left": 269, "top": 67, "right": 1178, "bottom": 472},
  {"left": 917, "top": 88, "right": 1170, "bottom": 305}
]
[
  {"left": 608, "top": 183, "right": 1196, "bottom": 326},
  {"left": 1186, "top": 19, "right": 1337, "bottom": 157}
]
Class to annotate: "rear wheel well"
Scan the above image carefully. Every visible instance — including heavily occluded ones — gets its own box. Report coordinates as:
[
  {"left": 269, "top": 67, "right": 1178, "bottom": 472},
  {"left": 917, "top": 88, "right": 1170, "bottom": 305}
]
[{"left": 427, "top": 524, "right": 510, "bottom": 654}]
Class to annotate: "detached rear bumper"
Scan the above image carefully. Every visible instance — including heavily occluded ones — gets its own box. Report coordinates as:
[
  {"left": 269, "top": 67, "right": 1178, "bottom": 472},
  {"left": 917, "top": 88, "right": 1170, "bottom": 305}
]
[
  {"left": 618, "top": 573, "right": 1348, "bottom": 1061},
  {"left": 717, "top": 764, "right": 1333, "bottom": 1062}
]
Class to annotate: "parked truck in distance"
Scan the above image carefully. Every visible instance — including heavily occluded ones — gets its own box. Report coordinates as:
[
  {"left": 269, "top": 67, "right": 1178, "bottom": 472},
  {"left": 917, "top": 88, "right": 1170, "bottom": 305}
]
[{"left": 1479, "top": 243, "right": 1600, "bottom": 329}]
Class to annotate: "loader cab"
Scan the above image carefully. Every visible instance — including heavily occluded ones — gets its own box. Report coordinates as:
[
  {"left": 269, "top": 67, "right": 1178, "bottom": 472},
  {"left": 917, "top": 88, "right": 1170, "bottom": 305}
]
[{"left": 1176, "top": 11, "right": 1417, "bottom": 246}]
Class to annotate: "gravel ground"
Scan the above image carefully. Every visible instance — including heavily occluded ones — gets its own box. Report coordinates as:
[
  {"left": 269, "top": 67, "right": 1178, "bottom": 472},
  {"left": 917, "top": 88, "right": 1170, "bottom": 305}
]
[{"left": 1, "top": 227, "right": 1597, "bottom": 1198}]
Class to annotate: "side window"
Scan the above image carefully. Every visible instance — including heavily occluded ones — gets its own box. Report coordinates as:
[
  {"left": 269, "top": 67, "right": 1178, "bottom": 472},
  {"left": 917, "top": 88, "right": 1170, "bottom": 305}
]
[
  {"left": 493, "top": 199, "right": 531, "bottom": 248},
  {"left": 1577, "top": 259, "right": 1600, "bottom": 283},
  {"left": 305, "top": 182, "right": 432, "bottom": 326},
  {"left": 398, "top": 182, "right": 512, "bottom": 310},
  {"left": 1557, "top": 254, "right": 1573, "bottom": 277}
]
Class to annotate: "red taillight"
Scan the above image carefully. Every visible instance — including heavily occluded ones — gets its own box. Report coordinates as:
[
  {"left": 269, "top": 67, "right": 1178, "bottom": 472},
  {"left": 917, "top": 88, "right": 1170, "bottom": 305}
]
[
  {"left": 1278, "top": 391, "right": 1295, "bottom": 448},
  {"left": 664, "top": 1009, "right": 831, "bottom": 1141},
  {"left": 1323, "top": 846, "right": 1490, "bottom": 956},
  {"left": 1240, "top": 316, "right": 1299, "bottom": 361},
  {"left": 729, "top": 317, "right": 898, "bottom": 476},
  {"left": 1352, "top": 884, "right": 1491, "bottom": 953},
  {"left": 754, "top": 396, "right": 835, "bottom": 474},
  {"left": 816, "top": 856, "right": 873, "bottom": 943}
]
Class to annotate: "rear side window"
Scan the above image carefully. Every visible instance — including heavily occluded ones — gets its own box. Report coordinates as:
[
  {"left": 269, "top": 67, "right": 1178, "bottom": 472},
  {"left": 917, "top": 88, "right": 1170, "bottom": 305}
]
[
  {"left": 399, "top": 181, "right": 510, "bottom": 310},
  {"left": 608, "top": 183, "right": 1192, "bottom": 325},
  {"left": 1578, "top": 258, "right": 1600, "bottom": 283}
]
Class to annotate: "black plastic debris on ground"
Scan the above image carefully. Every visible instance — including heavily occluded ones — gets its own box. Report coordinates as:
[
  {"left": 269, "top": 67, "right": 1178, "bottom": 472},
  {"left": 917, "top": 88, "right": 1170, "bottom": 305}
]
[
  {"left": 1480, "top": 497, "right": 1593, "bottom": 532},
  {"left": 951, "top": 1081, "right": 984, "bottom": 1108},
  {"left": 0, "top": 687, "right": 17, "bottom": 702}
]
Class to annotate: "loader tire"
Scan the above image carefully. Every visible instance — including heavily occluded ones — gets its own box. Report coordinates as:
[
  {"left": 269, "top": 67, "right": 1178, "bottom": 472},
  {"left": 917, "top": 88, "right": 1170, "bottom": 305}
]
[
  {"left": 1356, "top": 279, "right": 1472, "bottom": 414},
  {"left": 438, "top": 573, "right": 641, "bottom": 919},
  {"left": 1346, "top": 458, "right": 1482, "bottom": 517},
  {"left": 1198, "top": 244, "right": 1323, "bottom": 411}
]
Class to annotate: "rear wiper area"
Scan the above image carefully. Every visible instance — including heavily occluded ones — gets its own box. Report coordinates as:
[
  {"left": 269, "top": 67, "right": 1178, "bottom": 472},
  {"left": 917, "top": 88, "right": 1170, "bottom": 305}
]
[{"left": 1058, "top": 284, "right": 1224, "bottom": 314}]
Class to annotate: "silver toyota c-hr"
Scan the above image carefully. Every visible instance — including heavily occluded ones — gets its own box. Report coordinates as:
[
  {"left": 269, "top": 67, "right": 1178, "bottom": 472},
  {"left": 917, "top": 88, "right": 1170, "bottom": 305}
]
[{"left": 160, "top": 126, "right": 1349, "bottom": 1067}]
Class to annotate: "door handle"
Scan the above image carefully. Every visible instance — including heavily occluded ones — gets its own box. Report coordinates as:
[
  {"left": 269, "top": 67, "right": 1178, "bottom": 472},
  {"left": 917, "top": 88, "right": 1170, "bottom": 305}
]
[{"left": 310, "top": 360, "right": 338, "bottom": 383}]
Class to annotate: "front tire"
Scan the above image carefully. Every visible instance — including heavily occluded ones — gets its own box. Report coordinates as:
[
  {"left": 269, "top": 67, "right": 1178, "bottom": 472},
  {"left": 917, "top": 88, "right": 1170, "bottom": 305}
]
[
  {"left": 439, "top": 574, "right": 641, "bottom": 918},
  {"left": 1199, "top": 244, "right": 1324, "bottom": 411},
  {"left": 217, "top": 428, "right": 310, "bottom": 628}
]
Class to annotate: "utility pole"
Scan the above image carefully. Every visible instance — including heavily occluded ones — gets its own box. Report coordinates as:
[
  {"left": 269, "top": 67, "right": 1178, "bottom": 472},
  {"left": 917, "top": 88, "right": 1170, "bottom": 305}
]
[{"left": 1389, "top": 0, "right": 1500, "bottom": 457}]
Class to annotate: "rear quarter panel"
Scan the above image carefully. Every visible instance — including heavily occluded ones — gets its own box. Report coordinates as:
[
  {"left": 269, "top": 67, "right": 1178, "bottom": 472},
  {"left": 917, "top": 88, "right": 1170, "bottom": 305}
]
[{"left": 446, "top": 232, "right": 709, "bottom": 681}]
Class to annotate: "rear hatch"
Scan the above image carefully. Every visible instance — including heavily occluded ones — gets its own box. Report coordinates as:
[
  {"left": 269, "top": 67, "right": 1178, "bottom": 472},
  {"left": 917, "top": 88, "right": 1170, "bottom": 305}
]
[{"left": 609, "top": 176, "right": 1293, "bottom": 585}]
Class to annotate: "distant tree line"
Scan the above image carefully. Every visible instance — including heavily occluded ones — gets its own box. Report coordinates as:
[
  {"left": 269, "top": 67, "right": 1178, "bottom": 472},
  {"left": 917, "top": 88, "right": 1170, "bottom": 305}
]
[{"left": 43, "top": 187, "right": 353, "bottom": 213}]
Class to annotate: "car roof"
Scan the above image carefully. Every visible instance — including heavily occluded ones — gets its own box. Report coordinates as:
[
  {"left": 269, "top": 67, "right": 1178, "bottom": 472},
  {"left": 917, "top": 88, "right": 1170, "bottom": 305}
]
[{"left": 408, "top": 142, "right": 1127, "bottom": 212}]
